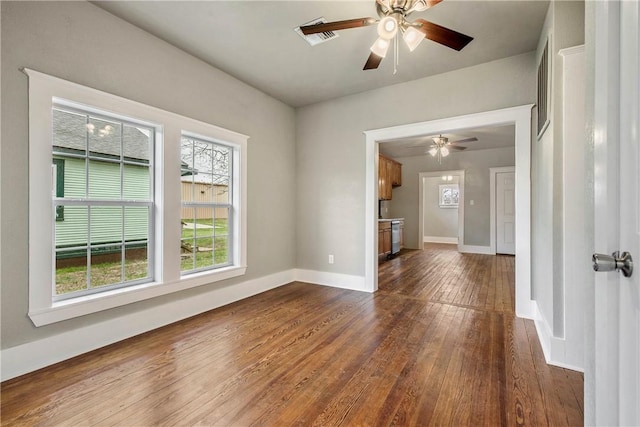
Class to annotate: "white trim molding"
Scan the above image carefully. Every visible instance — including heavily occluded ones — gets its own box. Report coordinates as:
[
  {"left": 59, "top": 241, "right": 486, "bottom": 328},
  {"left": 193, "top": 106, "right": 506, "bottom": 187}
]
[
  {"left": 423, "top": 236, "right": 458, "bottom": 244},
  {"left": 458, "top": 245, "right": 494, "bottom": 255},
  {"left": 364, "top": 104, "right": 534, "bottom": 319},
  {"left": 294, "top": 269, "right": 368, "bottom": 293},
  {"left": 533, "top": 302, "right": 584, "bottom": 372}
]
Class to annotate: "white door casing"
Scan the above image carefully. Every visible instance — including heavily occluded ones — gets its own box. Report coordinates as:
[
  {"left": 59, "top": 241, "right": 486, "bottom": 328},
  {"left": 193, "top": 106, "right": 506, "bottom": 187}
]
[
  {"left": 496, "top": 171, "right": 516, "bottom": 255},
  {"left": 590, "top": 0, "right": 640, "bottom": 425},
  {"left": 364, "top": 105, "right": 534, "bottom": 319}
]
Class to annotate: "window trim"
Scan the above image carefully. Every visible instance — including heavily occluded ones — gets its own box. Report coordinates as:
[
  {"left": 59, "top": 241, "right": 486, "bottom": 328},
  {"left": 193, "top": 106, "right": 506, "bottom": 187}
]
[{"left": 26, "top": 68, "right": 248, "bottom": 327}]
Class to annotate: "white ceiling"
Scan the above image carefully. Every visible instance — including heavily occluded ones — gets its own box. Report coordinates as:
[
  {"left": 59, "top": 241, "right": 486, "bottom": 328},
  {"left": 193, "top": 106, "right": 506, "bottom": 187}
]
[
  {"left": 379, "top": 124, "right": 515, "bottom": 158},
  {"left": 94, "top": 0, "right": 549, "bottom": 108}
]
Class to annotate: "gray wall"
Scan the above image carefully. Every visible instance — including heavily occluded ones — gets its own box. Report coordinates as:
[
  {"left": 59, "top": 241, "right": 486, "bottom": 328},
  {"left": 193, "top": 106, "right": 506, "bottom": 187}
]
[
  {"left": 531, "top": 0, "right": 585, "bottom": 339},
  {"left": 423, "top": 176, "right": 459, "bottom": 240},
  {"left": 0, "top": 2, "right": 296, "bottom": 349},
  {"left": 296, "top": 52, "right": 536, "bottom": 275},
  {"left": 393, "top": 147, "right": 515, "bottom": 248}
]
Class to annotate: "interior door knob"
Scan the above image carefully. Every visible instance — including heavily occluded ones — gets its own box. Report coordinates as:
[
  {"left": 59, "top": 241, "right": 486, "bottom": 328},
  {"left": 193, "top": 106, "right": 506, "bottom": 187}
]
[{"left": 592, "top": 251, "right": 633, "bottom": 277}]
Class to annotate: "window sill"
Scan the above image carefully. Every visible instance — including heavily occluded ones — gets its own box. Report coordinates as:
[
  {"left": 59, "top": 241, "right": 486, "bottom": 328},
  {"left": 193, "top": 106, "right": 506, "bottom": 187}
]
[{"left": 28, "top": 265, "right": 247, "bottom": 327}]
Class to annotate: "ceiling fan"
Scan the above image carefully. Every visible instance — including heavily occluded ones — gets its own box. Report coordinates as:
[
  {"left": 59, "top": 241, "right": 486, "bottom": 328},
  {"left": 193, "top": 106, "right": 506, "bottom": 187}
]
[
  {"left": 428, "top": 135, "right": 477, "bottom": 162},
  {"left": 300, "top": 0, "right": 474, "bottom": 71}
]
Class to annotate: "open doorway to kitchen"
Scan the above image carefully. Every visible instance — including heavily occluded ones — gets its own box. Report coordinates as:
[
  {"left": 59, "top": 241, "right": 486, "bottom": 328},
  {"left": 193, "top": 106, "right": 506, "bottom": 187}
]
[{"left": 364, "top": 105, "right": 534, "bottom": 319}]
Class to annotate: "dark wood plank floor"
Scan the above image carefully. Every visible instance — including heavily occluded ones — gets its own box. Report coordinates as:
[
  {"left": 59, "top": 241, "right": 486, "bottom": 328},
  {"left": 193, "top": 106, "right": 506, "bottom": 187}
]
[{"left": 1, "top": 243, "right": 583, "bottom": 426}]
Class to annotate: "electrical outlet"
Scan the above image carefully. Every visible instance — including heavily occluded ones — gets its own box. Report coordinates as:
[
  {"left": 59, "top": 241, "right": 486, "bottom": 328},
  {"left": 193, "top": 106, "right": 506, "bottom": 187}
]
[{"left": 328, "top": 254, "right": 334, "bottom": 264}]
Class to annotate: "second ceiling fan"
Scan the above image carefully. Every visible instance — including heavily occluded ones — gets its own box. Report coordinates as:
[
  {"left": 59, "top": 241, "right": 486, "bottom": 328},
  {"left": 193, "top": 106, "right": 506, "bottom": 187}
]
[
  {"left": 300, "top": 0, "right": 474, "bottom": 71},
  {"left": 428, "top": 135, "right": 477, "bottom": 163}
]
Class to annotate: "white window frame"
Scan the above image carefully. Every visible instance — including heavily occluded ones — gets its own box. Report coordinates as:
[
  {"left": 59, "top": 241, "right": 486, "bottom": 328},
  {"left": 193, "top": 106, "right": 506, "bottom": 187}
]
[
  {"left": 52, "top": 103, "right": 157, "bottom": 301},
  {"left": 180, "top": 134, "right": 234, "bottom": 275},
  {"left": 26, "top": 69, "right": 248, "bottom": 327}
]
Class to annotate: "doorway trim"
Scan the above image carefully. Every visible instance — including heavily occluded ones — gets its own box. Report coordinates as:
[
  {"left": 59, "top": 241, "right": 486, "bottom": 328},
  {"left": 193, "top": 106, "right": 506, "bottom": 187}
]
[
  {"left": 364, "top": 104, "right": 534, "bottom": 319},
  {"left": 490, "top": 166, "right": 516, "bottom": 255},
  {"left": 418, "top": 170, "right": 465, "bottom": 249}
]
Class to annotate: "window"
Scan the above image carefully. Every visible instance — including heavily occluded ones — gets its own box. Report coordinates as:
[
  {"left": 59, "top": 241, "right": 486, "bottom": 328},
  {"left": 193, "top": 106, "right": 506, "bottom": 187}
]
[
  {"left": 537, "top": 37, "right": 550, "bottom": 138},
  {"left": 26, "top": 69, "right": 247, "bottom": 326},
  {"left": 52, "top": 106, "right": 154, "bottom": 300},
  {"left": 439, "top": 184, "right": 459, "bottom": 208},
  {"left": 180, "top": 136, "right": 232, "bottom": 274}
]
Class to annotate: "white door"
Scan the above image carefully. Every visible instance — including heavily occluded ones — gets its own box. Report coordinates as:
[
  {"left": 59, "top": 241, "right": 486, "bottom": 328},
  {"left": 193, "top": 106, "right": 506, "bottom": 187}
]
[
  {"left": 496, "top": 172, "right": 515, "bottom": 255},
  {"left": 591, "top": 1, "right": 640, "bottom": 425}
]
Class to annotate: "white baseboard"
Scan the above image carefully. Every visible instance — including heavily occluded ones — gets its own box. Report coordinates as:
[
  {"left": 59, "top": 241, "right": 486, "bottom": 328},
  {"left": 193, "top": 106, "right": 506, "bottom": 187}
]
[
  {"left": 423, "top": 236, "right": 458, "bottom": 244},
  {"left": 1, "top": 269, "right": 295, "bottom": 382},
  {"left": 532, "top": 303, "right": 584, "bottom": 373},
  {"left": 457, "top": 244, "right": 494, "bottom": 254},
  {"left": 295, "top": 269, "right": 368, "bottom": 293}
]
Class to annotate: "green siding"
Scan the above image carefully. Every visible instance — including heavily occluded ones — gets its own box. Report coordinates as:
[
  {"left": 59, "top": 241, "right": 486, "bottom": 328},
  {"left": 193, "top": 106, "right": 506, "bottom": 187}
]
[
  {"left": 54, "top": 156, "right": 150, "bottom": 248},
  {"left": 62, "top": 157, "right": 86, "bottom": 198}
]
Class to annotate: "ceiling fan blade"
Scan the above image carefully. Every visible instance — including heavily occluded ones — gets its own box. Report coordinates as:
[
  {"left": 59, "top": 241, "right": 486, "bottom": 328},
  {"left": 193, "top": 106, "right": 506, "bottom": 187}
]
[
  {"left": 423, "top": 0, "right": 444, "bottom": 9},
  {"left": 408, "top": 0, "right": 444, "bottom": 13},
  {"left": 363, "top": 52, "right": 384, "bottom": 70},
  {"left": 448, "top": 137, "right": 478, "bottom": 144},
  {"left": 300, "top": 17, "right": 376, "bottom": 35},
  {"left": 413, "top": 19, "right": 473, "bottom": 51},
  {"left": 448, "top": 145, "right": 467, "bottom": 151}
]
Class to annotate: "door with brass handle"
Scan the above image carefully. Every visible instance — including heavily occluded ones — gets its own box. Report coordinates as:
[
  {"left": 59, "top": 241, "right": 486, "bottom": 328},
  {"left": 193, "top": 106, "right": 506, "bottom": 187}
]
[{"left": 592, "top": 251, "right": 633, "bottom": 277}]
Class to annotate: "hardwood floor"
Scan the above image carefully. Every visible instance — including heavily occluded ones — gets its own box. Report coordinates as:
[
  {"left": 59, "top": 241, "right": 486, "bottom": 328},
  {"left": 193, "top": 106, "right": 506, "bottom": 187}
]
[{"left": 1, "top": 244, "right": 583, "bottom": 426}]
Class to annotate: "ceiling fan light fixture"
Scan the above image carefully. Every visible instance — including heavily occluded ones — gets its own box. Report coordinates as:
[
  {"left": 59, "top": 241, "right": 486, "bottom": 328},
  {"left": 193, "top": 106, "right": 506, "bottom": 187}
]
[
  {"left": 428, "top": 147, "right": 438, "bottom": 156},
  {"left": 370, "top": 37, "right": 391, "bottom": 57},
  {"left": 377, "top": 16, "right": 398, "bottom": 39},
  {"left": 440, "top": 146, "right": 450, "bottom": 157},
  {"left": 403, "top": 26, "right": 424, "bottom": 51}
]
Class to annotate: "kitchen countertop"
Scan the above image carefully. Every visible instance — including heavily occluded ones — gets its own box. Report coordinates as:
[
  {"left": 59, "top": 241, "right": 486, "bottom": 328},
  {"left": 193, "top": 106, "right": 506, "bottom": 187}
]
[{"left": 378, "top": 218, "right": 404, "bottom": 222}]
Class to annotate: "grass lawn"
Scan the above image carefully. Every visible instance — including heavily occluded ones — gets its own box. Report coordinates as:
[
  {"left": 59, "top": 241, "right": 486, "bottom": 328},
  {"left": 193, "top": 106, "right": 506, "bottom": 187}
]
[
  {"left": 55, "top": 218, "right": 229, "bottom": 295},
  {"left": 55, "top": 257, "right": 148, "bottom": 295},
  {"left": 181, "top": 218, "right": 229, "bottom": 271}
]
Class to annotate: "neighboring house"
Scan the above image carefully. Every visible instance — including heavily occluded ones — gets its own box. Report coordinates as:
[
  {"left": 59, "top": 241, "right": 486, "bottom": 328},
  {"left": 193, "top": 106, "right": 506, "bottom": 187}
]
[
  {"left": 52, "top": 108, "right": 151, "bottom": 261},
  {"left": 179, "top": 180, "right": 229, "bottom": 220}
]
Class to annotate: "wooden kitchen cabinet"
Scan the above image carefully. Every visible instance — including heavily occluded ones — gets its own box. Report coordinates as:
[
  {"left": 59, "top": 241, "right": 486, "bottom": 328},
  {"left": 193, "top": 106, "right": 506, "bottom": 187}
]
[
  {"left": 378, "top": 221, "right": 391, "bottom": 256},
  {"left": 378, "top": 156, "right": 392, "bottom": 200},
  {"left": 390, "top": 159, "right": 402, "bottom": 187},
  {"left": 378, "top": 155, "right": 402, "bottom": 200}
]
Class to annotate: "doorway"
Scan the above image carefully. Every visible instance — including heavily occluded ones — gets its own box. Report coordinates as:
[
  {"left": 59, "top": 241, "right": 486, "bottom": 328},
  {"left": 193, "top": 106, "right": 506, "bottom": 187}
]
[
  {"left": 418, "top": 170, "right": 465, "bottom": 249},
  {"left": 490, "top": 166, "right": 516, "bottom": 255},
  {"left": 364, "top": 105, "right": 534, "bottom": 319}
]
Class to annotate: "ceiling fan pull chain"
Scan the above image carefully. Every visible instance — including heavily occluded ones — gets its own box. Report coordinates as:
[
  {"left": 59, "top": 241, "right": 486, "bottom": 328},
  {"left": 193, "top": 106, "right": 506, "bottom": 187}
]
[{"left": 393, "top": 32, "right": 399, "bottom": 75}]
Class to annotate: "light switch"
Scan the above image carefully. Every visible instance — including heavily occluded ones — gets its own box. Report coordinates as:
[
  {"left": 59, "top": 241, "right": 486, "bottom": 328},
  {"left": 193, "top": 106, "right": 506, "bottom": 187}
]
[{"left": 470, "top": 200, "right": 474, "bottom": 206}]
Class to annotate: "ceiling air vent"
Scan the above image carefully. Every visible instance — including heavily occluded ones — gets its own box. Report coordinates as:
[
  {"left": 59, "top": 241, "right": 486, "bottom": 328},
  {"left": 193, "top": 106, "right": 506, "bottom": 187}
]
[{"left": 294, "top": 17, "right": 339, "bottom": 46}]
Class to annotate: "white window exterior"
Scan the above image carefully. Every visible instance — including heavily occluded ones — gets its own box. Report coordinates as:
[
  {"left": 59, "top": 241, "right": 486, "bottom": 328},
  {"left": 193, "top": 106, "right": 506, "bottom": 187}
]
[{"left": 26, "top": 69, "right": 248, "bottom": 326}]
